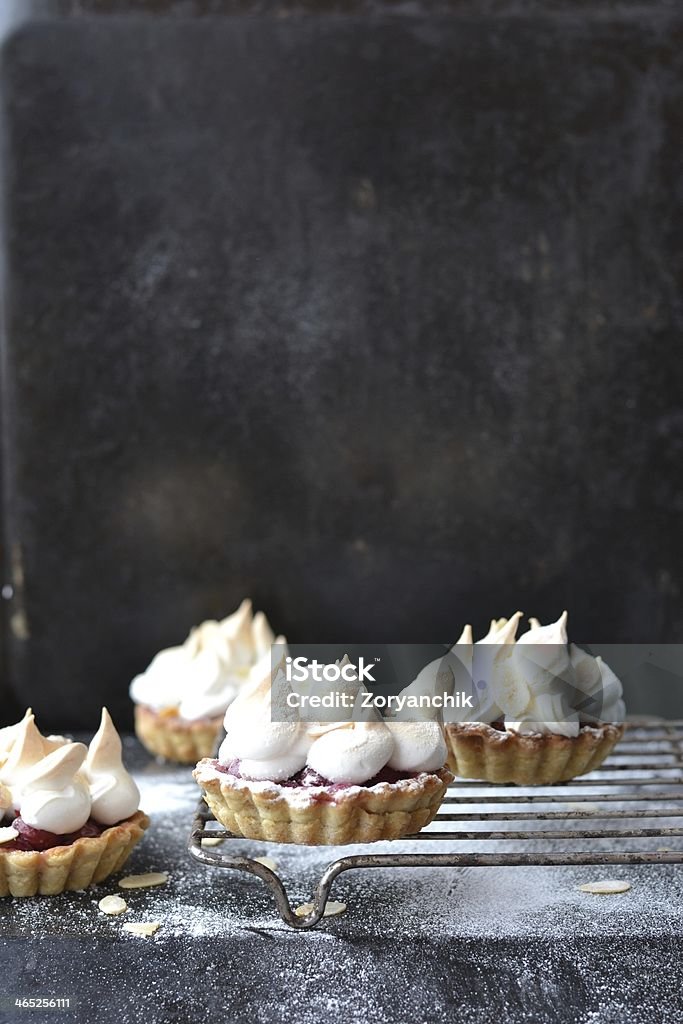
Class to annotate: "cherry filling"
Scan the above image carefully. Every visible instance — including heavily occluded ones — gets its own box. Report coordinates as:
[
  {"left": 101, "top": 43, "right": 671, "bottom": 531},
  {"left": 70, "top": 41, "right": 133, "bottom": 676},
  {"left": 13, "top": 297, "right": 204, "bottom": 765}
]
[
  {"left": 215, "top": 758, "right": 418, "bottom": 792},
  {"left": 0, "top": 815, "right": 105, "bottom": 852},
  {"left": 488, "top": 719, "right": 593, "bottom": 732}
]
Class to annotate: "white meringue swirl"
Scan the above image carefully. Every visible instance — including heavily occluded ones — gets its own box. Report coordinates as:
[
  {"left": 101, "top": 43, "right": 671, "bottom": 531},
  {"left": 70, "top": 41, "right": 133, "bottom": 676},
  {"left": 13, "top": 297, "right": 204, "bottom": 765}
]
[
  {"left": 0, "top": 709, "right": 140, "bottom": 834},
  {"left": 217, "top": 656, "right": 448, "bottom": 784},
  {"left": 385, "top": 721, "right": 447, "bottom": 773},
  {"left": 130, "top": 599, "right": 282, "bottom": 722},
  {"left": 20, "top": 743, "right": 92, "bottom": 834},
  {"left": 219, "top": 666, "right": 309, "bottom": 781},
  {"left": 453, "top": 611, "right": 624, "bottom": 736},
  {"left": 0, "top": 714, "right": 50, "bottom": 806},
  {"left": 83, "top": 708, "right": 141, "bottom": 825},
  {"left": 0, "top": 708, "right": 33, "bottom": 765},
  {"left": 306, "top": 722, "right": 394, "bottom": 784}
]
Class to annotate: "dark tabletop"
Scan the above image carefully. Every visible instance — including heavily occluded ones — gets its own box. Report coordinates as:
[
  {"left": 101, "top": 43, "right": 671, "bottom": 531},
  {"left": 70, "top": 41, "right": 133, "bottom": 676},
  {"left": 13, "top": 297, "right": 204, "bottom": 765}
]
[{"left": 1, "top": 736, "right": 682, "bottom": 1024}]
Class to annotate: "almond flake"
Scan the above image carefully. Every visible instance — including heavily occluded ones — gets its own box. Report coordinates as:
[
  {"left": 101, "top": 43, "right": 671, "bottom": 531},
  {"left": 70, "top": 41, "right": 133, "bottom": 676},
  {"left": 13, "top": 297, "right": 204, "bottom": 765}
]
[
  {"left": 578, "top": 880, "right": 631, "bottom": 895},
  {"left": 98, "top": 895, "right": 127, "bottom": 916},
  {"left": 118, "top": 872, "right": 168, "bottom": 890},
  {"left": 122, "top": 922, "right": 161, "bottom": 937},
  {"left": 254, "top": 856, "right": 277, "bottom": 871},
  {"left": 295, "top": 900, "right": 347, "bottom": 918},
  {"left": 0, "top": 826, "right": 17, "bottom": 845},
  {"left": 201, "top": 837, "right": 224, "bottom": 847}
]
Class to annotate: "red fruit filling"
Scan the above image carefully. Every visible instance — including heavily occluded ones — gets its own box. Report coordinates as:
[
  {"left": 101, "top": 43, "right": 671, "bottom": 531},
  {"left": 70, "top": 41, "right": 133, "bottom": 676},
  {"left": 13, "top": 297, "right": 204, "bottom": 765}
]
[
  {"left": 0, "top": 816, "right": 105, "bottom": 852},
  {"left": 214, "top": 758, "right": 418, "bottom": 791}
]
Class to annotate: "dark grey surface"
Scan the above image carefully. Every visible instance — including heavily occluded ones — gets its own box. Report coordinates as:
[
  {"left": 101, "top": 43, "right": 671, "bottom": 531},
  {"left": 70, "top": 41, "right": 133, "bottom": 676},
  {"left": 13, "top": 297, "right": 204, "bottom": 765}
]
[
  {"left": 2, "top": 736, "right": 683, "bottom": 1024},
  {"left": 3, "top": 935, "right": 683, "bottom": 1024},
  {"left": 0, "top": 0, "right": 682, "bottom": 731}
]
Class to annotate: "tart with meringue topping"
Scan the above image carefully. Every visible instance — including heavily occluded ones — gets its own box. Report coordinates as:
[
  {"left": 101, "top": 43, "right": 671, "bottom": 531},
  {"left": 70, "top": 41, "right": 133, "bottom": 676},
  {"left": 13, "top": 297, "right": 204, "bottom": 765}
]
[
  {"left": 442, "top": 611, "right": 626, "bottom": 784},
  {"left": 130, "top": 599, "right": 284, "bottom": 764},
  {"left": 193, "top": 661, "right": 452, "bottom": 845},
  {"left": 0, "top": 710, "right": 149, "bottom": 897}
]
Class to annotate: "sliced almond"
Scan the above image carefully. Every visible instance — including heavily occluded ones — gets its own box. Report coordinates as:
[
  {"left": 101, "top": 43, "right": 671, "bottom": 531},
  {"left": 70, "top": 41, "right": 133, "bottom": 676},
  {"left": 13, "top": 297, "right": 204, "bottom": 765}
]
[
  {"left": 201, "top": 837, "right": 224, "bottom": 847},
  {"left": 122, "top": 922, "right": 161, "bottom": 937},
  {"left": 98, "top": 895, "right": 127, "bottom": 916},
  {"left": 295, "top": 900, "right": 347, "bottom": 918},
  {"left": 118, "top": 872, "right": 168, "bottom": 890},
  {"left": 0, "top": 826, "right": 17, "bottom": 845},
  {"left": 578, "top": 880, "right": 631, "bottom": 895},
  {"left": 254, "top": 856, "right": 277, "bottom": 871}
]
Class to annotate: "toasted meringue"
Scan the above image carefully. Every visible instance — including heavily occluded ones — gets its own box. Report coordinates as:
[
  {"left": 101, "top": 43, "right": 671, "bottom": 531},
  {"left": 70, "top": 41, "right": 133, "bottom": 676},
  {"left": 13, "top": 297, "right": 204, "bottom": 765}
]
[
  {"left": 568, "top": 643, "right": 625, "bottom": 723},
  {"left": 20, "top": 743, "right": 91, "bottom": 834},
  {"left": 448, "top": 611, "right": 624, "bottom": 736},
  {"left": 130, "top": 599, "right": 281, "bottom": 723},
  {"left": 385, "top": 720, "right": 448, "bottom": 773},
  {"left": 0, "top": 714, "right": 48, "bottom": 803},
  {"left": 306, "top": 721, "right": 394, "bottom": 784},
  {"left": 219, "top": 667, "right": 308, "bottom": 781},
  {"left": 83, "top": 709, "right": 141, "bottom": 825},
  {"left": 217, "top": 655, "right": 448, "bottom": 785},
  {"left": 0, "top": 708, "right": 33, "bottom": 764}
]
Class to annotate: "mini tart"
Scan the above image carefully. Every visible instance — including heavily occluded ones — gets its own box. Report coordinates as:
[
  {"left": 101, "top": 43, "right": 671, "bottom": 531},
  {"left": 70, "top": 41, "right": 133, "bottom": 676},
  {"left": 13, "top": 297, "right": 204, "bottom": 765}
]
[
  {"left": 193, "top": 761, "right": 452, "bottom": 845},
  {"left": 134, "top": 704, "right": 221, "bottom": 764},
  {"left": 444, "top": 722, "right": 626, "bottom": 785},
  {"left": 0, "top": 811, "right": 150, "bottom": 898}
]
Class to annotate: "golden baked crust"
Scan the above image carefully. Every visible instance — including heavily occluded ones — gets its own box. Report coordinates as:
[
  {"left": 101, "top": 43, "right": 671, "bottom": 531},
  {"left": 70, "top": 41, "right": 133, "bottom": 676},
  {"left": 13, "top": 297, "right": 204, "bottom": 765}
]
[
  {"left": 0, "top": 810, "right": 150, "bottom": 898},
  {"left": 134, "top": 705, "right": 221, "bottom": 764},
  {"left": 193, "top": 761, "right": 452, "bottom": 845},
  {"left": 444, "top": 722, "right": 626, "bottom": 784}
]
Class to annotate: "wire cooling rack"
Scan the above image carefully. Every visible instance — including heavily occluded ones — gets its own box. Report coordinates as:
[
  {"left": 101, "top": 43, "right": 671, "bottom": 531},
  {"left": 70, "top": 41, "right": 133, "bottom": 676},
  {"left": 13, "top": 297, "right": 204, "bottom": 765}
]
[{"left": 188, "top": 720, "right": 683, "bottom": 929}]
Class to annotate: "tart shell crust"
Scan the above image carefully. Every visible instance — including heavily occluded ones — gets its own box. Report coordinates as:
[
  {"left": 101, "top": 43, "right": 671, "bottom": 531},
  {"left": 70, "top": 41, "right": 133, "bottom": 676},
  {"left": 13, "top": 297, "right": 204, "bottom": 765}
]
[
  {"left": 444, "top": 722, "right": 626, "bottom": 784},
  {"left": 134, "top": 704, "right": 222, "bottom": 764},
  {"left": 193, "top": 762, "right": 452, "bottom": 845},
  {"left": 0, "top": 810, "right": 150, "bottom": 898}
]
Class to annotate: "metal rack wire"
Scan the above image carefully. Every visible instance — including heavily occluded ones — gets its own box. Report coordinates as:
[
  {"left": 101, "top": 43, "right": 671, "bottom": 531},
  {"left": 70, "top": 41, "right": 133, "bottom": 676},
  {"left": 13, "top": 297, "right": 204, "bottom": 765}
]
[{"left": 188, "top": 720, "right": 683, "bottom": 929}]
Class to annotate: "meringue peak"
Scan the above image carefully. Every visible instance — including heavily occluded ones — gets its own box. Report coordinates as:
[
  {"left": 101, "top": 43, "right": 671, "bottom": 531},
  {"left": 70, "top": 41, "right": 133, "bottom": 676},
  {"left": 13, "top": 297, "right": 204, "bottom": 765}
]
[
  {"left": 456, "top": 624, "right": 473, "bottom": 646},
  {"left": 252, "top": 610, "right": 275, "bottom": 654},
  {"left": 480, "top": 619, "right": 503, "bottom": 642},
  {"left": 518, "top": 610, "right": 568, "bottom": 646},
  {"left": 20, "top": 743, "right": 92, "bottom": 834},
  {"left": 477, "top": 613, "right": 522, "bottom": 645},
  {"left": 0, "top": 714, "right": 46, "bottom": 784},
  {"left": 22, "top": 742, "right": 88, "bottom": 794},
  {"left": 0, "top": 708, "right": 33, "bottom": 757},
  {"left": 83, "top": 710, "right": 140, "bottom": 826},
  {"left": 186, "top": 619, "right": 224, "bottom": 657},
  {"left": 130, "top": 599, "right": 280, "bottom": 721},
  {"left": 221, "top": 598, "right": 253, "bottom": 643},
  {"left": 225, "top": 661, "right": 297, "bottom": 734},
  {"left": 84, "top": 708, "right": 123, "bottom": 776},
  {"left": 493, "top": 612, "right": 523, "bottom": 646}
]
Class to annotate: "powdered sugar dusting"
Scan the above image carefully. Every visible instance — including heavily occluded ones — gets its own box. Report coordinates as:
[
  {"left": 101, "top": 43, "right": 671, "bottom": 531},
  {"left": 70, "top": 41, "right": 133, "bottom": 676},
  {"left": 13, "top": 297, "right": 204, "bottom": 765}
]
[
  {"left": 194, "top": 759, "right": 441, "bottom": 807},
  {"left": 2, "top": 734, "right": 683, "bottom": 1023}
]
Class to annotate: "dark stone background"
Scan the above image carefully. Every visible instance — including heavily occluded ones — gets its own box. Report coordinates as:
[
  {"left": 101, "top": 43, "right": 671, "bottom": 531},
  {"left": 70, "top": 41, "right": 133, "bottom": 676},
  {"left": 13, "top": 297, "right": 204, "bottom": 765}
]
[{"left": 0, "top": 0, "right": 681, "bottom": 730}]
